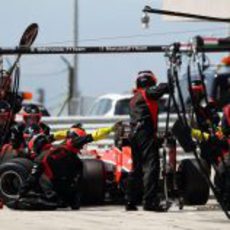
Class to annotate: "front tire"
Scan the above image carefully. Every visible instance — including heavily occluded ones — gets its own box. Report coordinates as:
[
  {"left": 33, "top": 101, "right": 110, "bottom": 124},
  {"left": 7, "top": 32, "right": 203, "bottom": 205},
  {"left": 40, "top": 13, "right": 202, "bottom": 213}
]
[{"left": 81, "top": 159, "right": 106, "bottom": 204}]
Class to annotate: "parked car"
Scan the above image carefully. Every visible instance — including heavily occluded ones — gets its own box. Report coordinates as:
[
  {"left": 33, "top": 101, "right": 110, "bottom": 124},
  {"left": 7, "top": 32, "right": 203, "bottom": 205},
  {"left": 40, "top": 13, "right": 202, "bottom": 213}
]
[{"left": 87, "top": 93, "right": 169, "bottom": 117}]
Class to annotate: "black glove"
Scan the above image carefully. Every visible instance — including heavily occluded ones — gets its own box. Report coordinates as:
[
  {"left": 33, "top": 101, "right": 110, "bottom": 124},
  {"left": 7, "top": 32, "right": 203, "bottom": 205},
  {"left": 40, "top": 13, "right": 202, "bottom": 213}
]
[
  {"left": 158, "top": 82, "right": 173, "bottom": 94},
  {"left": 19, "top": 163, "right": 42, "bottom": 197},
  {"left": 47, "top": 134, "right": 55, "bottom": 143},
  {"left": 10, "top": 126, "right": 24, "bottom": 149}
]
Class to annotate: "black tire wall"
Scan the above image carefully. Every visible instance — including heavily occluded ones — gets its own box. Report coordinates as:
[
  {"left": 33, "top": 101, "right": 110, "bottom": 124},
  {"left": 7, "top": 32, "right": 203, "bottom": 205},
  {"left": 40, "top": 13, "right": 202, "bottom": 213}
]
[{"left": 177, "top": 159, "right": 210, "bottom": 205}]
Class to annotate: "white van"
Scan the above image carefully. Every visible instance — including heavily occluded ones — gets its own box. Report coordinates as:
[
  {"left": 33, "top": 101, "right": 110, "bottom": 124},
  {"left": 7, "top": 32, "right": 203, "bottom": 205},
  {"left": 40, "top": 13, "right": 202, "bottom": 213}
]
[{"left": 87, "top": 93, "right": 169, "bottom": 117}]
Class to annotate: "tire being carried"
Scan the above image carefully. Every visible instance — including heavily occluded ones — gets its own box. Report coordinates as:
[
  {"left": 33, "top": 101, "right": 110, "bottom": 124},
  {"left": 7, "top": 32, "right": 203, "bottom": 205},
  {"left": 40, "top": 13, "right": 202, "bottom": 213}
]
[
  {"left": 177, "top": 158, "right": 210, "bottom": 205},
  {"left": 81, "top": 159, "right": 105, "bottom": 204},
  {"left": 0, "top": 158, "right": 32, "bottom": 203}
]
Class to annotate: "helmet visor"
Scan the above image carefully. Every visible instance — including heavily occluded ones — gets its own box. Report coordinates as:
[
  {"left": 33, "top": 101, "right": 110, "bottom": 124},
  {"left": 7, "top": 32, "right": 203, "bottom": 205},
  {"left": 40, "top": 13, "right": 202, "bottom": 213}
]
[{"left": 23, "top": 114, "right": 41, "bottom": 125}]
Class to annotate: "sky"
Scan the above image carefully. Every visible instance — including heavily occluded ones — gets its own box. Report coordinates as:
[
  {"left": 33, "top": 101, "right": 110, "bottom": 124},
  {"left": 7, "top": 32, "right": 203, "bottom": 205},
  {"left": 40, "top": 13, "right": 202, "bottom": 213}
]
[{"left": 0, "top": 0, "right": 229, "bottom": 115}]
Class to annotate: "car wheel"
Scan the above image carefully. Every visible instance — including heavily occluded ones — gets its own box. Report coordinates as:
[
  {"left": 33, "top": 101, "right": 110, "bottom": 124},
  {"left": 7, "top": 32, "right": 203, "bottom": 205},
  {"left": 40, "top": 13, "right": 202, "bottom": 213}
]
[
  {"left": 81, "top": 159, "right": 105, "bottom": 204},
  {"left": 177, "top": 159, "right": 210, "bottom": 205}
]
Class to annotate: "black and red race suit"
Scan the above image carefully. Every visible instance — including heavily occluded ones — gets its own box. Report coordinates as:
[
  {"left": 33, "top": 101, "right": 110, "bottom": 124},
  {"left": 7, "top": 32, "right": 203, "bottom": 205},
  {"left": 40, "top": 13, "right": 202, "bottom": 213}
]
[
  {"left": 126, "top": 83, "right": 169, "bottom": 207},
  {"left": 20, "top": 133, "right": 95, "bottom": 206},
  {"left": 0, "top": 121, "right": 51, "bottom": 162},
  {"left": 213, "top": 137, "right": 230, "bottom": 210}
]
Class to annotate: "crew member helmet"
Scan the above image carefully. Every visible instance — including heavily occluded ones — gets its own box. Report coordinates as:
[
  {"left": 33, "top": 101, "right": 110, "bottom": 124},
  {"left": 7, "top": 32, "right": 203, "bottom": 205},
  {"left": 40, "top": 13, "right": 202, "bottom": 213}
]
[
  {"left": 136, "top": 70, "right": 157, "bottom": 89},
  {"left": 22, "top": 104, "right": 42, "bottom": 125}
]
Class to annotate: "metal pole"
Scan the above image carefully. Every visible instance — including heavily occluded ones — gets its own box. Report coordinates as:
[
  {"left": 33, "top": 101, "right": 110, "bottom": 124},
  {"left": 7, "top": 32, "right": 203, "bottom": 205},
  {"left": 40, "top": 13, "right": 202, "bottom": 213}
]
[
  {"left": 143, "top": 5, "right": 230, "bottom": 23},
  {"left": 37, "top": 88, "right": 45, "bottom": 104},
  {"left": 60, "top": 56, "right": 74, "bottom": 115},
  {"left": 70, "top": 0, "right": 79, "bottom": 115}
]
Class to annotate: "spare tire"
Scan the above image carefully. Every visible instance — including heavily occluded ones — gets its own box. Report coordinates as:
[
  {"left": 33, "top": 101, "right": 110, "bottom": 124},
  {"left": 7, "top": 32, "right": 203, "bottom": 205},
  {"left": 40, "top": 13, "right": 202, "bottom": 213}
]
[
  {"left": 0, "top": 158, "right": 33, "bottom": 203},
  {"left": 81, "top": 159, "right": 105, "bottom": 204},
  {"left": 177, "top": 158, "right": 210, "bottom": 205}
]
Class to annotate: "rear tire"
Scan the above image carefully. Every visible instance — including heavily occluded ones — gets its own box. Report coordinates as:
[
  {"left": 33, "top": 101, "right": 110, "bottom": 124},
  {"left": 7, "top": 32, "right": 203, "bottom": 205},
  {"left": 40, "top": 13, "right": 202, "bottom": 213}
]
[
  {"left": 177, "top": 159, "right": 210, "bottom": 205},
  {"left": 0, "top": 158, "right": 32, "bottom": 203},
  {"left": 81, "top": 159, "right": 105, "bottom": 204}
]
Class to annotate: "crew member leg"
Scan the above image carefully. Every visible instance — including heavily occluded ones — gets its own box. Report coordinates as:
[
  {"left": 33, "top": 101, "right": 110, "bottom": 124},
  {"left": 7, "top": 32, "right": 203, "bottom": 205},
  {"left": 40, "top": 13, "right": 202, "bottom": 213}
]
[{"left": 126, "top": 132, "right": 142, "bottom": 211}]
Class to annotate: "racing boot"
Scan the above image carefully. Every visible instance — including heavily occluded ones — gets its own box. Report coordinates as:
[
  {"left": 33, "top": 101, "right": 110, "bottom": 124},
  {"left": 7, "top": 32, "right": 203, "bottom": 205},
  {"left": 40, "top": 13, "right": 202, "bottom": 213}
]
[
  {"left": 143, "top": 198, "right": 168, "bottom": 212},
  {"left": 143, "top": 203, "right": 167, "bottom": 212},
  {"left": 125, "top": 202, "right": 138, "bottom": 211},
  {"left": 70, "top": 197, "right": 80, "bottom": 210}
]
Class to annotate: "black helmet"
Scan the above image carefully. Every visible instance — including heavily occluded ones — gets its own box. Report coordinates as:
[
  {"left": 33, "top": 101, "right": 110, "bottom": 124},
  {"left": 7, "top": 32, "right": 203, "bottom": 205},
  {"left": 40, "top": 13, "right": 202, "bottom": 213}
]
[
  {"left": 0, "top": 100, "right": 11, "bottom": 126},
  {"left": 67, "top": 127, "right": 87, "bottom": 139},
  {"left": 136, "top": 70, "right": 157, "bottom": 89},
  {"left": 23, "top": 104, "right": 41, "bottom": 125}
]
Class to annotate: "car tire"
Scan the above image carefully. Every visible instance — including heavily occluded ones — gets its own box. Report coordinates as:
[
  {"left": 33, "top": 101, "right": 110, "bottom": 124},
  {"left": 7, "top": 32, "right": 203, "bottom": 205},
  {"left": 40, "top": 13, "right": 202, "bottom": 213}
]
[
  {"left": 177, "top": 158, "right": 210, "bottom": 205},
  {"left": 0, "top": 158, "right": 33, "bottom": 203},
  {"left": 81, "top": 159, "right": 105, "bottom": 204}
]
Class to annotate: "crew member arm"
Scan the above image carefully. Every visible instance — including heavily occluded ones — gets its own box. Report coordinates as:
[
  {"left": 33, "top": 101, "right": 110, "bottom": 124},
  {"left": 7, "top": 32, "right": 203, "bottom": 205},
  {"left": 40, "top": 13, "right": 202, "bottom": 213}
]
[
  {"left": 146, "top": 83, "right": 170, "bottom": 100},
  {"left": 51, "top": 130, "right": 68, "bottom": 140},
  {"left": 71, "top": 126, "right": 115, "bottom": 149},
  {"left": 191, "top": 128, "right": 209, "bottom": 141}
]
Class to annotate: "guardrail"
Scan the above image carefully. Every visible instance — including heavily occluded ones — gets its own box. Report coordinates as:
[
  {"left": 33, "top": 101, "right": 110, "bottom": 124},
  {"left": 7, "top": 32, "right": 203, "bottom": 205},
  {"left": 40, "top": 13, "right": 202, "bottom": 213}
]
[{"left": 39, "top": 114, "right": 192, "bottom": 159}]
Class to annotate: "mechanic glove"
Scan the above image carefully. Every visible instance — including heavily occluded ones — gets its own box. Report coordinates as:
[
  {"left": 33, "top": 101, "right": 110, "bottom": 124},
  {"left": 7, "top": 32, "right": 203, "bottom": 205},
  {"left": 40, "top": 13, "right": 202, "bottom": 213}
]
[
  {"left": 47, "top": 134, "right": 55, "bottom": 143},
  {"left": 158, "top": 82, "right": 172, "bottom": 94},
  {"left": 112, "top": 121, "right": 123, "bottom": 132},
  {"left": 10, "top": 126, "right": 23, "bottom": 149},
  {"left": 91, "top": 126, "right": 114, "bottom": 141},
  {"left": 19, "top": 163, "right": 43, "bottom": 197}
]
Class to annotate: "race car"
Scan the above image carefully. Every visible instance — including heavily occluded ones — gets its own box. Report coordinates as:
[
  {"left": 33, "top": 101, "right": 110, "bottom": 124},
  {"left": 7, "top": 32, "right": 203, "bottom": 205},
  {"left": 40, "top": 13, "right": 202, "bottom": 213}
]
[{"left": 0, "top": 122, "right": 210, "bottom": 208}]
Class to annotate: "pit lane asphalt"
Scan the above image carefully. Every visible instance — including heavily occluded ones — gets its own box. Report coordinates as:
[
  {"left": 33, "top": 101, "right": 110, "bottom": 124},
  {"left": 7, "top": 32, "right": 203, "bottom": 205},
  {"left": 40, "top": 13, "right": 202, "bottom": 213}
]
[{"left": 0, "top": 200, "right": 229, "bottom": 230}]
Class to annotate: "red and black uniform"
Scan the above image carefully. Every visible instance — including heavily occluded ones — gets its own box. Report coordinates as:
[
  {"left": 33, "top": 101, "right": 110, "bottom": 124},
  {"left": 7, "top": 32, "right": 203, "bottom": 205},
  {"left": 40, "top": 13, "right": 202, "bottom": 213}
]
[
  {"left": 22, "top": 103, "right": 50, "bottom": 136},
  {"left": 1, "top": 124, "right": 49, "bottom": 163},
  {"left": 216, "top": 104, "right": 230, "bottom": 209},
  {"left": 189, "top": 80, "right": 220, "bottom": 132},
  {"left": 18, "top": 103, "right": 50, "bottom": 157},
  {"left": 126, "top": 71, "right": 169, "bottom": 211},
  {"left": 189, "top": 81, "right": 220, "bottom": 164},
  {"left": 0, "top": 73, "right": 23, "bottom": 115},
  {"left": 0, "top": 100, "right": 15, "bottom": 148},
  {"left": 19, "top": 125, "right": 115, "bottom": 209},
  {"left": 192, "top": 104, "right": 230, "bottom": 209}
]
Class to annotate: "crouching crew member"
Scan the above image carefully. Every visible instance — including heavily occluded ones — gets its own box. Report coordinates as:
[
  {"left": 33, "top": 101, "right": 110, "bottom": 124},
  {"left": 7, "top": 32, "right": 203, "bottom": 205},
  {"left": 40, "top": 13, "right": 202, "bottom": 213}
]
[
  {"left": 125, "top": 70, "right": 170, "bottom": 212},
  {"left": 192, "top": 104, "right": 230, "bottom": 210},
  {"left": 10, "top": 122, "right": 119, "bottom": 210},
  {"left": 22, "top": 103, "right": 50, "bottom": 135}
]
